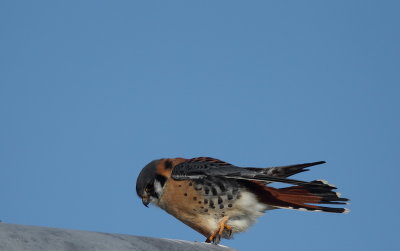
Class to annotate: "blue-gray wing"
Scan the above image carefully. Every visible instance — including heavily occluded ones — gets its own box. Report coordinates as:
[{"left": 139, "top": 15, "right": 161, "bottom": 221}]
[{"left": 171, "top": 157, "right": 327, "bottom": 187}]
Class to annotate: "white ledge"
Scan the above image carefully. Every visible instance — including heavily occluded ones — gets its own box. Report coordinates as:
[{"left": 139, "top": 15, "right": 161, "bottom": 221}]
[{"left": 0, "top": 223, "right": 236, "bottom": 251}]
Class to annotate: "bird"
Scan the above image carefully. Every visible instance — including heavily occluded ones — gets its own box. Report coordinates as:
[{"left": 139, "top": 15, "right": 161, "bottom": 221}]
[{"left": 136, "top": 157, "right": 349, "bottom": 244}]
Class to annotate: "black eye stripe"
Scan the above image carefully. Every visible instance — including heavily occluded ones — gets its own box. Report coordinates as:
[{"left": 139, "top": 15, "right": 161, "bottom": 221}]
[
  {"left": 155, "top": 174, "right": 167, "bottom": 187},
  {"left": 164, "top": 160, "right": 173, "bottom": 170}
]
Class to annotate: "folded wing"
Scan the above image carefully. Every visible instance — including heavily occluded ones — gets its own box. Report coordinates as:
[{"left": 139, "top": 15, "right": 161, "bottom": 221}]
[{"left": 171, "top": 157, "right": 328, "bottom": 187}]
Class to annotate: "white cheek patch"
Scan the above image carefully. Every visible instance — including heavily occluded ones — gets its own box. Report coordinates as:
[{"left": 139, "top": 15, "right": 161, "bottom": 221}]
[
  {"left": 154, "top": 180, "right": 164, "bottom": 196},
  {"left": 151, "top": 180, "right": 165, "bottom": 206},
  {"left": 145, "top": 181, "right": 165, "bottom": 206}
]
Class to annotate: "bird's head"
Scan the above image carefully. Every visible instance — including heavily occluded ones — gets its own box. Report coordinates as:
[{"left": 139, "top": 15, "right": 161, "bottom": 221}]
[{"left": 136, "top": 159, "right": 167, "bottom": 207}]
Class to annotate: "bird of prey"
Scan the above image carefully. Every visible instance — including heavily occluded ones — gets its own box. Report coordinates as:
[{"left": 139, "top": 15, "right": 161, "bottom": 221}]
[{"left": 136, "top": 157, "right": 349, "bottom": 244}]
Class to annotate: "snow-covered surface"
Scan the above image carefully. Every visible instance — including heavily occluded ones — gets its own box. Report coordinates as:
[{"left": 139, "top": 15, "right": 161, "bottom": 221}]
[{"left": 0, "top": 223, "right": 236, "bottom": 251}]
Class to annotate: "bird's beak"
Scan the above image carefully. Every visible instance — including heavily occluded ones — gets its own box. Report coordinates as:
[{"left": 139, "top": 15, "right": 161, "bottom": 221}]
[{"left": 142, "top": 196, "right": 150, "bottom": 207}]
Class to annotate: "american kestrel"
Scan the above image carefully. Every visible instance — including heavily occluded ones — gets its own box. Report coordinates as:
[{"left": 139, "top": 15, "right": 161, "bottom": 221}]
[{"left": 136, "top": 157, "right": 349, "bottom": 244}]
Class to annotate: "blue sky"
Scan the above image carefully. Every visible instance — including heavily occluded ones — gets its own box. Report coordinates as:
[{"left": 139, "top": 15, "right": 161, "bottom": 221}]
[{"left": 1, "top": 1, "right": 399, "bottom": 250}]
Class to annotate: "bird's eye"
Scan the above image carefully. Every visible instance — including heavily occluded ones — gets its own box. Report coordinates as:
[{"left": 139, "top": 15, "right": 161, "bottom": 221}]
[{"left": 145, "top": 184, "right": 153, "bottom": 193}]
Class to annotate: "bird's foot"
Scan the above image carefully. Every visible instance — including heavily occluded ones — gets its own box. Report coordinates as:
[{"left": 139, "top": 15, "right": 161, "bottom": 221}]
[{"left": 205, "top": 216, "right": 232, "bottom": 245}]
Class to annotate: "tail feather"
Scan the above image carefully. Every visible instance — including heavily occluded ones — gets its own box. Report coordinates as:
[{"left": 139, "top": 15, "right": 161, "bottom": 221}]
[{"left": 243, "top": 179, "right": 349, "bottom": 214}]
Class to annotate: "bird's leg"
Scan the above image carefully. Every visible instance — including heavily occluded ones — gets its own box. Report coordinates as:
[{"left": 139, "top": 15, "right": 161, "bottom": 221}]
[{"left": 205, "top": 216, "right": 232, "bottom": 244}]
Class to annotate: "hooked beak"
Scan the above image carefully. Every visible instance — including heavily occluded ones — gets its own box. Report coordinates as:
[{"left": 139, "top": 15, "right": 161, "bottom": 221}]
[{"left": 142, "top": 196, "right": 150, "bottom": 207}]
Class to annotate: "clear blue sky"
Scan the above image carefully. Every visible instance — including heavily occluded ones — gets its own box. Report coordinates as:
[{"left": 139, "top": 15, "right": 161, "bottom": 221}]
[{"left": 1, "top": 1, "right": 399, "bottom": 250}]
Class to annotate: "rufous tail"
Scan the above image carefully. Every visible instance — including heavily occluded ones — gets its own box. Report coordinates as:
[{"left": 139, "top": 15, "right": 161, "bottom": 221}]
[{"left": 251, "top": 180, "right": 350, "bottom": 213}]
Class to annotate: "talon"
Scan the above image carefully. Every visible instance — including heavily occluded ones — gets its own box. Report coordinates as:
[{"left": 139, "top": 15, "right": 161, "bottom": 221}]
[
  {"left": 214, "top": 234, "right": 221, "bottom": 244},
  {"left": 205, "top": 216, "right": 232, "bottom": 244},
  {"left": 227, "top": 228, "right": 232, "bottom": 238},
  {"left": 205, "top": 234, "right": 220, "bottom": 245}
]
